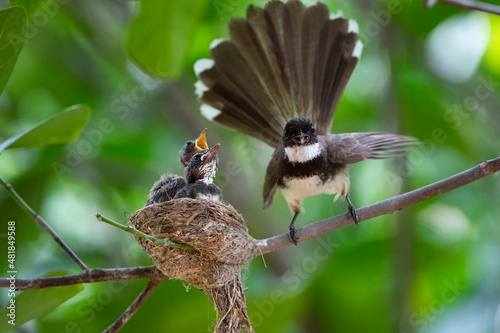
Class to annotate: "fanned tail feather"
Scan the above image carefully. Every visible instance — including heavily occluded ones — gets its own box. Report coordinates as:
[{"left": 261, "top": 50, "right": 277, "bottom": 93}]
[{"left": 195, "top": 0, "right": 362, "bottom": 147}]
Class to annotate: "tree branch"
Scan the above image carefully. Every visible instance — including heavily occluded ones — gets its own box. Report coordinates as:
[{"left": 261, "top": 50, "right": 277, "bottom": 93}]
[
  {"left": 0, "top": 176, "right": 89, "bottom": 271},
  {"left": 424, "top": 0, "right": 500, "bottom": 16},
  {"left": 0, "top": 266, "right": 168, "bottom": 291},
  {"left": 1, "top": 158, "right": 498, "bottom": 292},
  {"left": 104, "top": 280, "right": 159, "bottom": 333},
  {"left": 254, "top": 157, "right": 500, "bottom": 255}
]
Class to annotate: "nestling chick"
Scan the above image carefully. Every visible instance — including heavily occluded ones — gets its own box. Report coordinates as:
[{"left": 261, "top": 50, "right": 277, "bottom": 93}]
[
  {"left": 145, "top": 129, "right": 208, "bottom": 206},
  {"left": 174, "top": 144, "right": 224, "bottom": 203}
]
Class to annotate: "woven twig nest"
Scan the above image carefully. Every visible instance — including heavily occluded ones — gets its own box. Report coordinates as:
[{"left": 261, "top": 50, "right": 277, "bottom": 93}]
[{"left": 130, "top": 198, "right": 257, "bottom": 332}]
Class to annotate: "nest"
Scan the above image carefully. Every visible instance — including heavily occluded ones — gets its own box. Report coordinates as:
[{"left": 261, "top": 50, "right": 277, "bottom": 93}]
[{"left": 130, "top": 198, "right": 257, "bottom": 332}]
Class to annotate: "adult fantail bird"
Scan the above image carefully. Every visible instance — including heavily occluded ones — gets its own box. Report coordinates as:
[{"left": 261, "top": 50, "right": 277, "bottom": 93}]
[
  {"left": 145, "top": 129, "right": 209, "bottom": 206},
  {"left": 194, "top": 1, "right": 416, "bottom": 244}
]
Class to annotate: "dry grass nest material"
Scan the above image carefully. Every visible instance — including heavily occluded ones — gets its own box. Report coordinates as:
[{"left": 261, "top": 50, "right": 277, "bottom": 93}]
[
  {"left": 130, "top": 198, "right": 257, "bottom": 289},
  {"left": 130, "top": 198, "right": 258, "bottom": 332}
]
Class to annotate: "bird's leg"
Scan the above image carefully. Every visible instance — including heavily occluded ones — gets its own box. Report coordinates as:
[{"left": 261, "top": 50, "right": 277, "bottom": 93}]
[
  {"left": 288, "top": 212, "right": 299, "bottom": 245},
  {"left": 346, "top": 195, "right": 359, "bottom": 225}
]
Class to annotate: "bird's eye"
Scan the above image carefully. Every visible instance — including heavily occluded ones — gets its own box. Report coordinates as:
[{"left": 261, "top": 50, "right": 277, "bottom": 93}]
[{"left": 311, "top": 127, "right": 315, "bottom": 134}]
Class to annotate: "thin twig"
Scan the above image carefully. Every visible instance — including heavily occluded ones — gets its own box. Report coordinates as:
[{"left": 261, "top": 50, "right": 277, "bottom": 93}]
[
  {"left": 0, "top": 266, "right": 168, "bottom": 291},
  {"left": 104, "top": 280, "right": 159, "bottom": 333},
  {"left": 0, "top": 176, "right": 89, "bottom": 271},
  {"left": 424, "top": 0, "right": 500, "bottom": 15},
  {"left": 96, "top": 213, "right": 196, "bottom": 251},
  {"left": 254, "top": 157, "right": 500, "bottom": 255}
]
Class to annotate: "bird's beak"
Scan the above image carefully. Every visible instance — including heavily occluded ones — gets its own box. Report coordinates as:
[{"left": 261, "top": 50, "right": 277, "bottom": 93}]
[
  {"left": 195, "top": 129, "right": 208, "bottom": 151},
  {"left": 202, "top": 143, "right": 220, "bottom": 164},
  {"left": 293, "top": 131, "right": 309, "bottom": 144}
]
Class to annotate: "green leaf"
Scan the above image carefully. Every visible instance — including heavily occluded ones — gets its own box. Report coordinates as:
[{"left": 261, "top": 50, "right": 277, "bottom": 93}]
[
  {"left": 0, "top": 105, "right": 91, "bottom": 153},
  {"left": 0, "top": 6, "right": 28, "bottom": 95},
  {"left": 126, "top": 0, "right": 209, "bottom": 79},
  {"left": 9, "top": 0, "right": 46, "bottom": 19},
  {"left": 0, "top": 271, "right": 84, "bottom": 332}
]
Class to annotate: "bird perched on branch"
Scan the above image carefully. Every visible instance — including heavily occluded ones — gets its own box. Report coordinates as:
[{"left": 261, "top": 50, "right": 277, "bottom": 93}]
[
  {"left": 174, "top": 144, "right": 224, "bottom": 203},
  {"left": 145, "top": 129, "right": 208, "bottom": 206},
  {"left": 194, "top": 0, "right": 416, "bottom": 244}
]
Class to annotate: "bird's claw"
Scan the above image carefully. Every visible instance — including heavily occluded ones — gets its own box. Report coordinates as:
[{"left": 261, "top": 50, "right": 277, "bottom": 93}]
[
  {"left": 348, "top": 204, "right": 359, "bottom": 225},
  {"left": 288, "top": 225, "right": 298, "bottom": 245}
]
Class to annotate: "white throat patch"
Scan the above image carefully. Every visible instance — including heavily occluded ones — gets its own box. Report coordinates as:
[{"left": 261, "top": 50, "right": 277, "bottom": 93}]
[
  {"left": 284, "top": 142, "right": 321, "bottom": 163},
  {"left": 201, "top": 177, "right": 213, "bottom": 185}
]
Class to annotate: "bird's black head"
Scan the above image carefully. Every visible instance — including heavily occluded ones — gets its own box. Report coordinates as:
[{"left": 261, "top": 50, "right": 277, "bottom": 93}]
[
  {"left": 180, "top": 129, "right": 208, "bottom": 167},
  {"left": 185, "top": 143, "right": 220, "bottom": 183},
  {"left": 282, "top": 117, "right": 318, "bottom": 147}
]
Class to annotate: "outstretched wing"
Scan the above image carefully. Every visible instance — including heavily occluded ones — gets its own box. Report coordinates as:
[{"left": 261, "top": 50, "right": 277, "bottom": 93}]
[
  {"left": 195, "top": 0, "right": 362, "bottom": 147},
  {"left": 263, "top": 148, "right": 282, "bottom": 209},
  {"left": 322, "top": 133, "right": 418, "bottom": 164}
]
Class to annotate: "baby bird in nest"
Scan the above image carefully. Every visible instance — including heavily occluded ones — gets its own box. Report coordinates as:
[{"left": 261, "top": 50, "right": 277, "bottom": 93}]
[
  {"left": 145, "top": 129, "right": 208, "bottom": 206},
  {"left": 174, "top": 144, "right": 224, "bottom": 203}
]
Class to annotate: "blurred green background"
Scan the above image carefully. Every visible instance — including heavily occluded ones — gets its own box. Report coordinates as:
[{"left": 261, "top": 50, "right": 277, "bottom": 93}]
[{"left": 1, "top": 0, "right": 499, "bottom": 332}]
